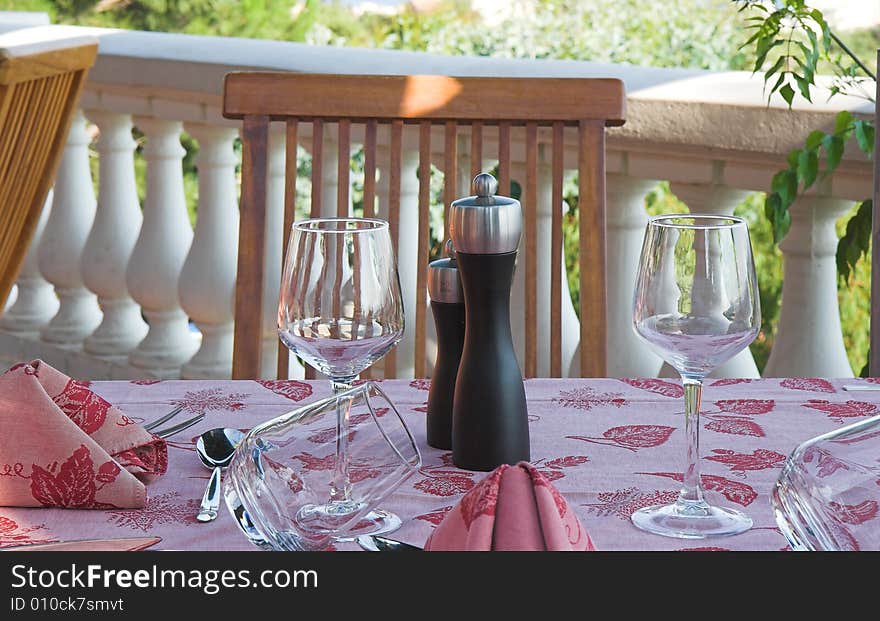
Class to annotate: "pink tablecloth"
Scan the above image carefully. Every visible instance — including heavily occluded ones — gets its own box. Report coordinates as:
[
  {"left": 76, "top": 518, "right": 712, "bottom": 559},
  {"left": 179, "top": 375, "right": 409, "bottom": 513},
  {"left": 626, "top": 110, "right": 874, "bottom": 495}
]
[{"left": 2, "top": 377, "right": 878, "bottom": 551}]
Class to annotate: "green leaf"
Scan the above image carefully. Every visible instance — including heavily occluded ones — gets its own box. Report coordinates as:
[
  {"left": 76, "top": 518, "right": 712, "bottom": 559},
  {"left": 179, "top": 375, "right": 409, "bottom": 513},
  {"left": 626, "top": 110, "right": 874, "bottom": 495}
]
[
  {"left": 779, "top": 83, "right": 796, "bottom": 106},
  {"left": 836, "top": 199, "right": 872, "bottom": 283},
  {"left": 771, "top": 169, "right": 798, "bottom": 208},
  {"left": 855, "top": 120, "right": 874, "bottom": 156},
  {"left": 822, "top": 134, "right": 845, "bottom": 171},
  {"left": 835, "top": 110, "right": 854, "bottom": 135},
  {"left": 787, "top": 148, "right": 802, "bottom": 169},
  {"left": 797, "top": 148, "right": 819, "bottom": 188},
  {"left": 764, "top": 55, "right": 785, "bottom": 82},
  {"left": 805, "top": 130, "right": 825, "bottom": 150},
  {"left": 764, "top": 192, "right": 792, "bottom": 243},
  {"left": 794, "top": 74, "right": 812, "bottom": 102}
]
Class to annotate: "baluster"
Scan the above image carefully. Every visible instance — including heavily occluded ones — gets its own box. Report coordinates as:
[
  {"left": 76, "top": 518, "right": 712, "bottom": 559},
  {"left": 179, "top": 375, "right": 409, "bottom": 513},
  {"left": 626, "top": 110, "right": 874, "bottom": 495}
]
[
  {"left": 126, "top": 118, "right": 196, "bottom": 377},
  {"left": 38, "top": 111, "right": 101, "bottom": 348},
  {"left": 667, "top": 181, "right": 760, "bottom": 378},
  {"left": 179, "top": 124, "right": 239, "bottom": 379},
  {"left": 0, "top": 192, "right": 58, "bottom": 335},
  {"left": 81, "top": 111, "right": 147, "bottom": 359},
  {"left": 764, "top": 195, "right": 854, "bottom": 377}
]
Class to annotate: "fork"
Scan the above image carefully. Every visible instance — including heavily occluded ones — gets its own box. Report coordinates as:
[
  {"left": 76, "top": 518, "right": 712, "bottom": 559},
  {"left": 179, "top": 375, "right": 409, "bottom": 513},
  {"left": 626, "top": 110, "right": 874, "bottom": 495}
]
[
  {"left": 143, "top": 405, "right": 184, "bottom": 432},
  {"left": 152, "top": 414, "right": 205, "bottom": 439}
]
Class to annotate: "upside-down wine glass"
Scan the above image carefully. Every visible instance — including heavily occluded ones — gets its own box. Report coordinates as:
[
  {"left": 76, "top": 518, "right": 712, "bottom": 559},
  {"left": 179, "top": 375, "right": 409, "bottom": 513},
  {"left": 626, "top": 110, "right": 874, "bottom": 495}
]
[
  {"left": 277, "top": 218, "right": 405, "bottom": 536},
  {"left": 631, "top": 214, "right": 761, "bottom": 538}
]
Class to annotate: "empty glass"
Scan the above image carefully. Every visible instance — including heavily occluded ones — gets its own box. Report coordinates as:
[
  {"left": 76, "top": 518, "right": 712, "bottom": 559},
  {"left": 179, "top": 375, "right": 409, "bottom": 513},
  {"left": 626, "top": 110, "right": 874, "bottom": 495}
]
[
  {"left": 773, "top": 414, "right": 880, "bottom": 551},
  {"left": 277, "top": 217, "right": 405, "bottom": 535},
  {"left": 223, "top": 381, "right": 421, "bottom": 551},
  {"left": 631, "top": 215, "right": 761, "bottom": 538}
]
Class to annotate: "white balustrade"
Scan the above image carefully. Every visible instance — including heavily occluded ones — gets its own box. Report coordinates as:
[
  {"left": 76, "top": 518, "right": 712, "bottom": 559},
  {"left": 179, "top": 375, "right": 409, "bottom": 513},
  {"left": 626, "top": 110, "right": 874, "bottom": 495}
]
[
  {"left": 179, "top": 124, "right": 239, "bottom": 379},
  {"left": 126, "top": 118, "right": 196, "bottom": 377},
  {"left": 764, "top": 195, "right": 855, "bottom": 377},
  {"left": 0, "top": 192, "right": 58, "bottom": 335},
  {"left": 38, "top": 111, "right": 102, "bottom": 348},
  {"left": 81, "top": 111, "right": 148, "bottom": 359}
]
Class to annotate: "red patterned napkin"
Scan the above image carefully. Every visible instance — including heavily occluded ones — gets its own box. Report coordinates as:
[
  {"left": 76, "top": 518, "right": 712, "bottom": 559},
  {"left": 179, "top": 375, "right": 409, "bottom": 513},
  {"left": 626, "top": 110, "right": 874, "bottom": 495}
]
[
  {"left": 0, "top": 361, "right": 167, "bottom": 509},
  {"left": 424, "top": 461, "right": 595, "bottom": 551}
]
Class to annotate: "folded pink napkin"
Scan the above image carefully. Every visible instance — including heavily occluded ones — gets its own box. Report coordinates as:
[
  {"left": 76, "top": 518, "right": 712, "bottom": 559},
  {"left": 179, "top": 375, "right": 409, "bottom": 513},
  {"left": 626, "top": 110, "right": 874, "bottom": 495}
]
[
  {"left": 0, "top": 360, "right": 167, "bottom": 509},
  {"left": 424, "top": 461, "right": 595, "bottom": 551}
]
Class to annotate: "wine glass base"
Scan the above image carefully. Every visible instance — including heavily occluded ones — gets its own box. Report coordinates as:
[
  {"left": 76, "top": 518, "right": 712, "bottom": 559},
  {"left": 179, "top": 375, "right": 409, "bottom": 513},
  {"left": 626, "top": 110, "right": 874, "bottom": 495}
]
[
  {"left": 333, "top": 509, "right": 402, "bottom": 541},
  {"left": 631, "top": 501, "right": 752, "bottom": 539}
]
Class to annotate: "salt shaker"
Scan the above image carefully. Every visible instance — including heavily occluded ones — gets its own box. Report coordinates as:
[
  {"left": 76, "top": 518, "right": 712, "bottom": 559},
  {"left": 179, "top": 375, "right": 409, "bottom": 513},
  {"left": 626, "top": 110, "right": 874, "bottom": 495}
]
[
  {"left": 448, "top": 173, "right": 529, "bottom": 471},
  {"left": 426, "top": 240, "right": 465, "bottom": 450}
]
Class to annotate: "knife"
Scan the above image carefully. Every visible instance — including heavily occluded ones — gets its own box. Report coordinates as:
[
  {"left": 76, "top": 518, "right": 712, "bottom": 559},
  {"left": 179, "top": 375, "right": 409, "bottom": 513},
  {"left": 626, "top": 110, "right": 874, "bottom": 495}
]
[
  {"left": 4, "top": 536, "right": 162, "bottom": 552},
  {"left": 357, "top": 535, "right": 422, "bottom": 552}
]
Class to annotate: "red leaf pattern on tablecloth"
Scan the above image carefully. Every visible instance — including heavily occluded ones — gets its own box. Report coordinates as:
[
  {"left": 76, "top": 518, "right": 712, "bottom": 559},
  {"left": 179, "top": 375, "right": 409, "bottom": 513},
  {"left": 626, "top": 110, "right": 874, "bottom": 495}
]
[
  {"left": 460, "top": 466, "right": 504, "bottom": 528},
  {"left": 544, "top": 456, "right": 590, "bottom": 469},
  {"left": 828, "top": 500, "right": 878, "bottom": 525},
  {"left": 780, "top": 378, "right": 836, "bottom": 393},
  {"left": 106, "top": 492, "right": 199, "bottom": 531},
  {"left": 568, "top": 425, "right": 675, "bottom": 451},
  {"left": 0, "top": 517, "right": 56, "bottom": 548},
  {"left": 30, "top": 445, "right": 99, "bottom": 508},
  {"left": 704, "top": 416, "right": 765, "bottom": 437},
  {"left": 414, "top": 469, "right": 475, "bottom": 497},
  {"left": 714, "top": 399, "right": 775, "bottom": 415},
  {"left": 802, "top": 400, "right": 878, "bottom": 420},
  {"left": 409, "top": 379, "right": 431, "bottom": 391},
  {"left": 170, "top": 388, "right": 248, "bottom": 416},
  {"left": 52, "top": 380, "right": 111, "bottom": 435},
  {"left": 130, "top": 379, "right": 162, "bottom": 385},
  {"left": 583, "top": 487, "right": 679, "bottom": 520},
  {"left": 642, "top": 472, "right": 758, "bottom": 506},
  {"left": 292, "top": 452, "right": 335, "bottom": 471},
  {"left": 619, "top": 378, "right": 684, "bottom": 398},
  {"left": 705, "top": 449, "right": 787, "bottom": 474},
  {"left": 256, "top": 380, "right": 313, "bottom": 402},
  {"left": 553, "top": 387, "right": 626, "bottom": 410},
  {"left": 710, "top": 378, "right": 755, "bottom": 387},
  {"left": 414, "top": 506, "right": 454, "bottom": 526},
  {"left": 802, "top": 446, "right": 850, "bottom": 477}
]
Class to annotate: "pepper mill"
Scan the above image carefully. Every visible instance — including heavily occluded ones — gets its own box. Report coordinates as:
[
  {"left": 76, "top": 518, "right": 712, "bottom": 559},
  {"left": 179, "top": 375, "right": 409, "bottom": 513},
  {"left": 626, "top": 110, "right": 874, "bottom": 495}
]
[
  {"left": 426, "top": 240, "right": 465, "bottom": 450},
  {"left": 448, "top": 173, "right": 529, "bottom": 471}
]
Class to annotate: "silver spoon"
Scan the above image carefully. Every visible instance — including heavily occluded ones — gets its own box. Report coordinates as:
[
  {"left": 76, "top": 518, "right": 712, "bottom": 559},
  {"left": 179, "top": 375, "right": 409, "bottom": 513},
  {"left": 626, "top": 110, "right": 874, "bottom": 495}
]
[{"left": 195, "top": 428, "right": 245, "bottom": 523}]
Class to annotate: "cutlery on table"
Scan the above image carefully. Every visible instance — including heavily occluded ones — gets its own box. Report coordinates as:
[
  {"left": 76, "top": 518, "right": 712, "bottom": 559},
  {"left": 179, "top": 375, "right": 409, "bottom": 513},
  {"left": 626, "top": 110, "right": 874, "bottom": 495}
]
[
  {"left": 357, "top": 535, "right": 422, "bottom": 552},
  {"left": 4, "top": 536, "right": 161, "bottom": 552},
  {"left": 153, "top": 414, "right": 205, "bottom": 439},
  {"left": 842, "top": 385, "right": 880, "bottom": 391},
  {"left": 143, "top": 406, "right": 184, "bottom": 432},
  {"left": 195, "top": 428, "right": 245, "bottom": 522}
]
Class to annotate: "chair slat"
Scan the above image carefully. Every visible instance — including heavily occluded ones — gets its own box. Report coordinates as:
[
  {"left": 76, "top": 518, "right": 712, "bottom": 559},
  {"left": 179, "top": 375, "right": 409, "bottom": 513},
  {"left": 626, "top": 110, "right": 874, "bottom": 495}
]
[
  {"left": 309, "top": 119, "right": 323, "bottom": 218},
  {"left": 232, "top": 115, "right": 270, "bottom": 379},
  {"left": 363, "top": 119, "right": 377, "bottom": 219},
  {"left": 443, "top": 121, "right": 457, "bottom": 240},
  {"left": 384, "top": 120, "right": 403, "bottom": 379},
  {"left": 337, "top": 119, "right": 350, "bottom": 217},
  {"left": 524, "top": 122, "right": 538, "bottom": 378},
  {"left": 470, "top": 121, "right": 483, "bottom": 182},
  {"left": 498, "top": 121, "right": 511, "bottom": 195},
  {"left": 276, "top": 118, "right": 298, "bottom": 379},
  {"left": 550, "top": 122, "right": 564, "bottom": 377},
  {"left": 578, "top": 120, "right": 607, "bottom": 377},
  {"left": 415, "top": 121, "right": 431, "bottom": 378}
]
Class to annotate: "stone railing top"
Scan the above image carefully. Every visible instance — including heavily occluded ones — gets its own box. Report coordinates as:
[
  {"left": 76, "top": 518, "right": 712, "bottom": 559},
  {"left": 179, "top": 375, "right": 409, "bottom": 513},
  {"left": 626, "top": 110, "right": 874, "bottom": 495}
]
[{"left": 0, "top": 19, "right": 874, "bottom": 164}]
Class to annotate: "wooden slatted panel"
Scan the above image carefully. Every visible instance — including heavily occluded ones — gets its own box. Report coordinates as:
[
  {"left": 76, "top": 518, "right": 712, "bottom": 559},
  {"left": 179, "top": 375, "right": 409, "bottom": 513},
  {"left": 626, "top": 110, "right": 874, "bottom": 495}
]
[
  {"left": 550, "top": 122, "right": 564, "bottom": 378},
  {"left": 469, "top": 121, "right": 483, "bottom": 183},
  {"left": 872, "top": 50, "right": 880, "bottom": 375},
  {"left": 384, "top": 120, "right": 403, "bottom": 379},
  {"left": 309, "top": 119, "right": 323, "bottom": 218},
  {"left": 524, "top": 122, "right": 538, "bottom": 378},
  {"left": 578, "top": 120, "right": 607, "bottom": 377},
  {"left": 232, "top": 115, "right": 270, "bottom": 379},
  {"left": 415, "top": 121, "right": 431, "bottom": 378},
  {"left": 363, "top": 119, "right": 377, "bottom": 218},
  {"left": 276, "top": 118, "right": 298, "bottom": 379},
  {"left": 498, "top": 121, "right": 511, "bottom": 195},
  {"left": 337, "top": 119, "right": 350, "bottom": 217},
  {"left": 443, "top": 121, "right": 457, "bottom": 240}
]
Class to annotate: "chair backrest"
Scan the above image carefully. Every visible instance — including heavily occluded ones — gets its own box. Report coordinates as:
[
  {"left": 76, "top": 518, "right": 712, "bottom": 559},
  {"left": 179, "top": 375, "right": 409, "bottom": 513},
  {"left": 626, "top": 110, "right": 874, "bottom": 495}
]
[
  {"left": 223, "top": 73, "right": 625, "bottom": 380},
  {"left": 0, "top": 27, "right": 97, "bottom": 318}
]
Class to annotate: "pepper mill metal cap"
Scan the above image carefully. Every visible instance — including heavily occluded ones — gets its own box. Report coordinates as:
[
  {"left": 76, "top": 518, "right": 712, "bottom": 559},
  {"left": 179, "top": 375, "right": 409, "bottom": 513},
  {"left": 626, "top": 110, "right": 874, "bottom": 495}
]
[
  {"left": 448, "top": 173, "right": 522, "bottom": 255},
  {"left": 428, "top": 239, "right": 463, "bottom": 304}
]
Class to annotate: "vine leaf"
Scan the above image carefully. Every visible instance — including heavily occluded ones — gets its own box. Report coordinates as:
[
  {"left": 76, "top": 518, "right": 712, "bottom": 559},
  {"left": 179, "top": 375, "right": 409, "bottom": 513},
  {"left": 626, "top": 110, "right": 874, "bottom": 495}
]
[{"left": 836, "top": 199, "right": 872, "bottom": 284}]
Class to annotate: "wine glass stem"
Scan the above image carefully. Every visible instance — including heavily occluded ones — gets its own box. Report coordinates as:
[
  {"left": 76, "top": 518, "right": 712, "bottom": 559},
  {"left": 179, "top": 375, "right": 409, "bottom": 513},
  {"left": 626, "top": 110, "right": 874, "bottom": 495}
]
[
  {"left": 679, "top": 377, "right": 706, "bottom": 506},
  {"left": 329, "top": 377, "right": 355, "bottom": 503}
]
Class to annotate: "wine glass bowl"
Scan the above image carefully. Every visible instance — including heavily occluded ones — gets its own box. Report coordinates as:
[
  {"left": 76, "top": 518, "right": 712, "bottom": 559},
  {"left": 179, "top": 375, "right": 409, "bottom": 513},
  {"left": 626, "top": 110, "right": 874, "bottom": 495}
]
[{"left": 631, "top": 215, "right": 761, "bottom": 539}]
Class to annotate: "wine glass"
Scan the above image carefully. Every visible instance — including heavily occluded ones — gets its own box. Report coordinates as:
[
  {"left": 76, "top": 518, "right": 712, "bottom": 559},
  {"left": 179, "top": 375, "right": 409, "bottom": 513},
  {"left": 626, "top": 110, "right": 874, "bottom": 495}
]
[
  {"left": 631, "top": 214, "right": 761, "bottom": 538},
  {"left": 224, "top": 381, "right": 421, "bottom": 551},
  {"left": 277, "top": 218, "right": 405, "bottom": 536}
]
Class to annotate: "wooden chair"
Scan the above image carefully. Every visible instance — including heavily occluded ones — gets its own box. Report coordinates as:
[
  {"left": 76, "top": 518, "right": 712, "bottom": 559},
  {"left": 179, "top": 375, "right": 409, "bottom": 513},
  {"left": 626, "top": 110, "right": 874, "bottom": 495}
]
[
  {"left": 0, "top": 27, "right": 97, "bottom": 320},
  {"left": 223, "top": 73, "right": 625, "bottom": 380}
]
